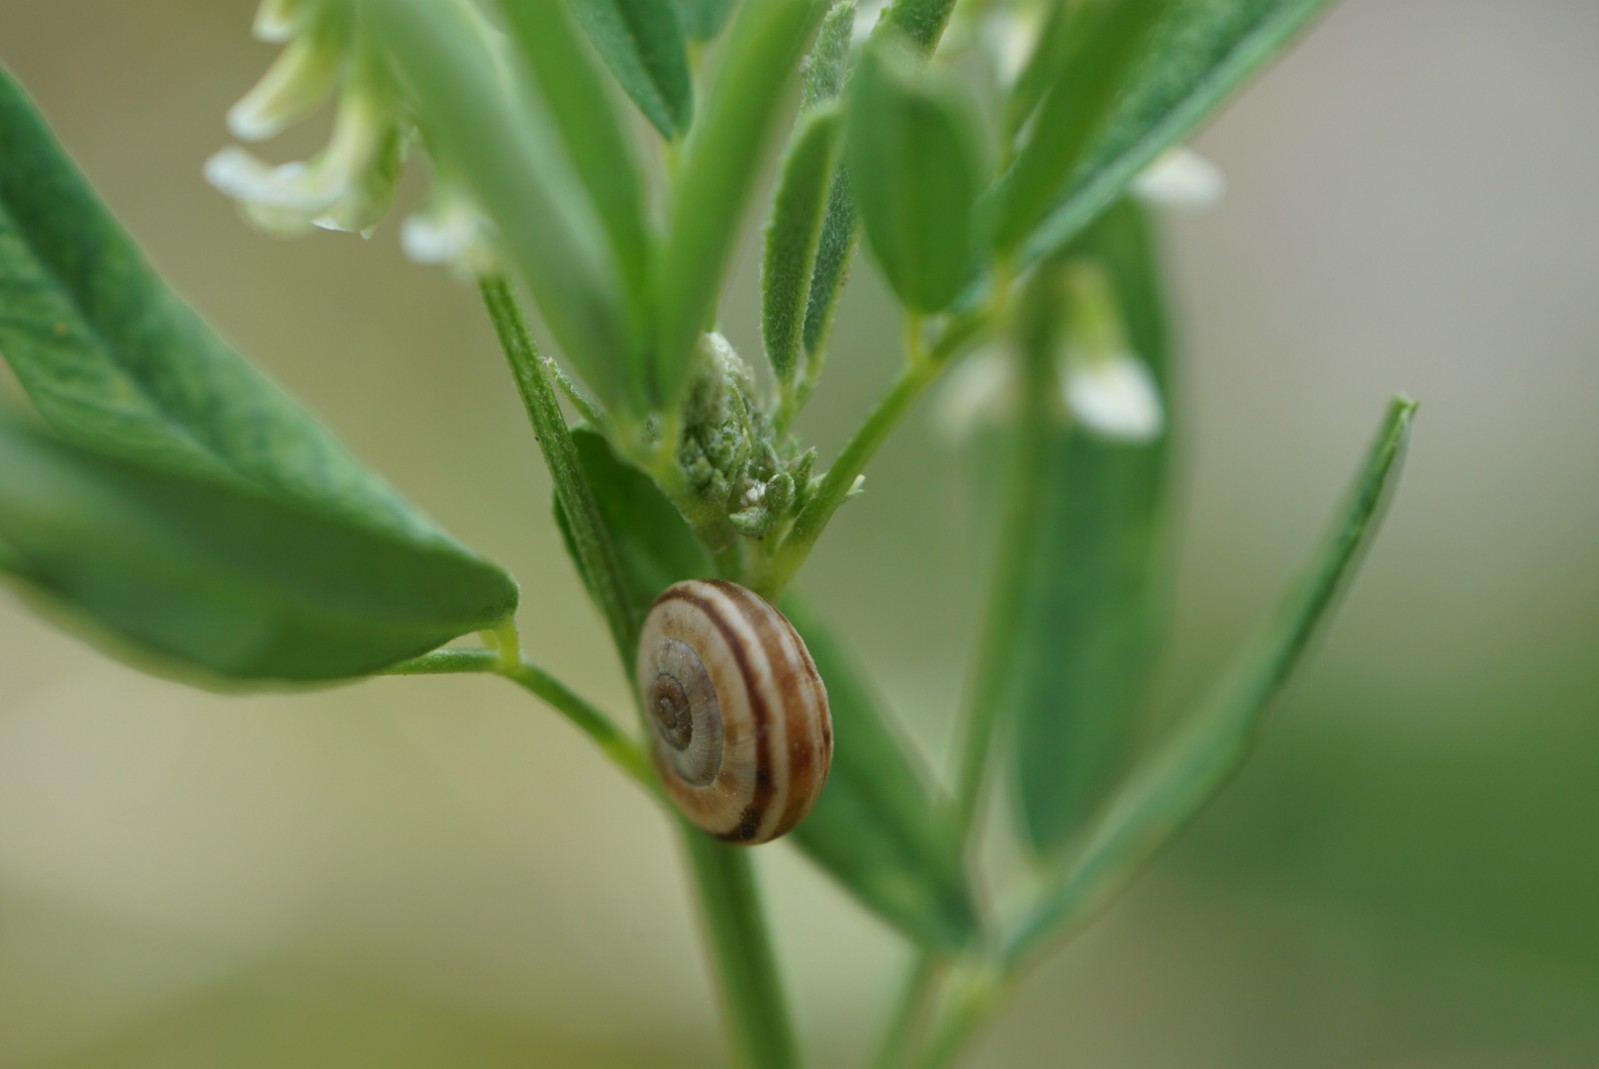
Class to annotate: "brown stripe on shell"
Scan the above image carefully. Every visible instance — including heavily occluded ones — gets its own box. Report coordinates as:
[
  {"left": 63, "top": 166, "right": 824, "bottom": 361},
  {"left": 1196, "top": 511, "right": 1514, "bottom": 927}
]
[{"left": 658, "top": 583, "right": 779, "bottom": 842}]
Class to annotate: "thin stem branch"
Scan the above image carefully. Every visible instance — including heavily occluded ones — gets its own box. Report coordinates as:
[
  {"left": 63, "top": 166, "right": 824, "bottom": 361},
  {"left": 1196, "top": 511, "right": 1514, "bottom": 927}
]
[
  {"left": 479, "top": 275, "right": 638, "bottom": 654},
  {"left": 680, "top": 830, "right": 804, "bottom": 1069},
  {"left": 385, "top": 647, "right": 652, "bottom": 787},
  {"left": 869, "top": 958, "right": 940, "bottom": 1069}
]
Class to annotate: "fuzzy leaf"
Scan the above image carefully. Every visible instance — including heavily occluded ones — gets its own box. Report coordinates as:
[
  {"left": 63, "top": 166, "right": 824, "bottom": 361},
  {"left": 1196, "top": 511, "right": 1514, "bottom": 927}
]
[
  {"left": 1019, "top": 0, "right": 1340, "bottom": 267},
  {"left": 654, "top": 0, "right": 826, "bottom": 410},
  {"left": 1009, "top": 202, "right": 1174, "bottom": 853},
  {"left": 877, "top": 0, "right": 958, "bottom": 51},
  {"left": 571, "top": 0, "right": 694, "bottom": 137},
  {"left": 761, "top": 105, "right": 843, "bottom": 390},
  {"left": 847, "top": 38, "right": 983, "bottom": 313},
  {"left": 1006, "top": 396, "right": 1418, "bottom": 962},
  {"left": 797, "top": 1, "right": 859, "bottom": 360},
  {"left": 0, "top": 416, "right": 518, "bottom": 681},
  {"left": 559, "top": 427, "right": 978, "bottom": 952}
]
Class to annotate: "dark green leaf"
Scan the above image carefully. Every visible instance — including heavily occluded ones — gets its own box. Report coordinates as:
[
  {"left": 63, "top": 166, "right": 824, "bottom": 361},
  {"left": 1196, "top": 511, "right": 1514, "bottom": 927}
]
[
  {"left": 363, "top": 0, "right": 639, "bottom": 413},
  {"left": 0, "top": 64, "right": 445, "bottom": 545},
  {"left": 847, "top": 38, "right": 983, "bottom": 313},
  {"left": 496, "top": 0, "right": 652, "bottom": 304},
  {"left": 560, "top": 427, "right": 978, "bottom": 952},
  {"left": 988, "top": 0, "right": 1166, "bottom": 256},
  {"left": 654, "top": 0, "right": 826, "bottom": 410},
  {"left": 571, "top": 0, "right": 694, "bottom": 137},
  {"left": 785, "top": 597, "right": 979, "bottom": 953},
  {"left": 1019, "top": 0, "right": 1339, "bottom": 267},
  {"left": 798, "top": 1, "right": 859, "bottom": 361},
  {"left": 0, "top": 415, "right": 518, "bottom": 681},
  {"left": 1006, "top": 395, "right": 1418, "bottom": 962},
  {"left": 673, "top": 0, "right": 738, "bottom": 41},
  {"left": 761, "top": 105, "right": 843, "bottom": 392},
  {"left": 1008, "top": 202, "right": 1174, "bottom": 853},
  {"left": 1005, "top": 0, "right": 1081, "bottom": 138}
]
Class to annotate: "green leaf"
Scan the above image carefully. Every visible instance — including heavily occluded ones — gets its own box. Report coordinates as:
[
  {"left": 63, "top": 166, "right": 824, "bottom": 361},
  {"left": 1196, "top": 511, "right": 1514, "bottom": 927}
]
[
  {"left": 1005, "top": 396, "right": 1418, "bottom": 962},
  {"left": 761, "top": 105, "right": 843, "bottom": 392},
  {"left": 1019, "top": 0, "right": 1339, "bottom": 268},
  {"left": 559, "top": 427, "right": 977, "bottom": 953},
  {"left": 496, "top": 0, "right": 652, "bottom": 303},
  {"left": 571, "top": 0, "right": 694, "bottom": 138},
  {"left": 847, "top": 37, "right": 983, "bottom": 314},
  {"left": 673, "top": 0, "right": 738, "bottom": 41},
  {"left": 362, "top": 0, "right": 639, "bottom": 414},
  {"left": 877, "top": 0, "right": 958, "bottom": 51},
  {"left": 1010, "top": 202, "right": 1175, "bottom": 853},
  {"left": 784, "top": 597, "right": 979, "bottom": 953},
  {"left": 654, "top": 0, "right": 826, "bottom": 410},
  {"left": 988, "top": 0, "right": 1166, "bottom": 256},
  {"left": 797, "top": 1, "right": 859, "bottom": 362},
  {"left": 0, "top": 64, "right": 447, "bottom": 546},
  {"left": 0, "top": 415, "right": 518, "bottom": 681},
  {"left": 800, "top": 1, "right": 854, "bottom": 110}
]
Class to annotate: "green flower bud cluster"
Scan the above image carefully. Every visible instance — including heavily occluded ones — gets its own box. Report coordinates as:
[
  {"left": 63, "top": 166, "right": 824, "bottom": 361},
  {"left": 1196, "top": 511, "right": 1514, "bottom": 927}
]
[{"left": 677, "top": 334, "right": 816, "bottom": 542}]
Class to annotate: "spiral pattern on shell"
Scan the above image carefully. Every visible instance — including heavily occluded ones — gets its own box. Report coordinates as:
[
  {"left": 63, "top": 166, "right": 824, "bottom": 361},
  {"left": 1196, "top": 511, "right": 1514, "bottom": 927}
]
[{"left": 636, "top": 580, "right": 832, "bottom": 845}]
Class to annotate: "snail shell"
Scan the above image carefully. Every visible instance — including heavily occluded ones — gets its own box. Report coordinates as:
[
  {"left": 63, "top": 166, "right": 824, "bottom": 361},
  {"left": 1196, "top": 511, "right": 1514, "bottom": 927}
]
[{"left": 636, "top": 580, "right": 832, "bottom": 845}]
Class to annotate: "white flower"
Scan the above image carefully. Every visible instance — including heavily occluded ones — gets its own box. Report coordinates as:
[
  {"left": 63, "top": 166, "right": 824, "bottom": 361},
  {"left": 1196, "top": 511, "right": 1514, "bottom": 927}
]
[
  {"left": 1132, "top": 147, "right": 1226, "bottom": 212},
  {"left": 253, "top": 0, "right": 318, "bottom": 44},
  {"left": 401, "top": 185, "right": 500, "bottom": 280},
  {"left": 1060, "top": 347, "right": 1164, "bottom": 443},
  {"left": 980, "top": 8, "right": 1046, "bottom": 88},
  {"left": 226, "top": 25, "right": 344, "bottom": 142},
  {"left": 933, "top": 346, "right": 1020, "bottom": 440}
]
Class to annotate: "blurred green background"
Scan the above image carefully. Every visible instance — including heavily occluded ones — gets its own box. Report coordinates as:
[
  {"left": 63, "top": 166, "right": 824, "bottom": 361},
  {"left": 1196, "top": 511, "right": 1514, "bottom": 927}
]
[{"left": 2, "top": 1, "right": 1596, "bottom": 1066}]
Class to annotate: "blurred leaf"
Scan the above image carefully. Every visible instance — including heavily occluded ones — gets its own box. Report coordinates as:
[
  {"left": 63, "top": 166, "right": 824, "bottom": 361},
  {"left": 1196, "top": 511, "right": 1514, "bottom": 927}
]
[
  {"left": 673, "top": 0, "right": 738, "bottom": 41},
  {"left": 560, "top": 428, "right": 978, "bottom": 952},
  {"left": 1005, "top": 396, "right": 1419, "bottom": 962},
  {"left": 654, "top": 0, "right": 826, "bottom": 409},
  {"left": 877, "top": 0, "right": 958, "bottom": 51},
  {"left": 988, "top": 0, "right": 1166, "bottom": 256},
  {"left": 362, "top": 0, "right": 639, "bottom": 413},
  {"left": 1005, "top": 0, "right": 1082, "bottom": 138},
  {"left": 0, "top": 64, "right": 450, "bottom": 546},
  {"left": 847, "top": 38, "right": 983, "bottom": 313},
  {"left": 784, "top": 597, "right": 979, "bottom": 953},
  {"left": 1009, "top": 202, "right": 1174, "bottom": 853},
  {"left": 0, "top": 415, "right": 518, "bottom": 681},
  {"left": 571, "top": 0, "right": 694, "bottom": 137},
  {"left": 761, "top": 105, "right": 843, "bottom": 392},
  {"left": 496, "top": 0, "right": 652, "bottom": 305},
  {"left": 1019, "top": 0, "right": 1338, "bottom": 268}
]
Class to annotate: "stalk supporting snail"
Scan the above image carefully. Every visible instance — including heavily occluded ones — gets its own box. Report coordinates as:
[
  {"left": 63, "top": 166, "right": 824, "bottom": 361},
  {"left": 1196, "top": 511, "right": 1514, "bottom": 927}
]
[{"left": 636, "top": 580, "right": 832, "bottom": 844}]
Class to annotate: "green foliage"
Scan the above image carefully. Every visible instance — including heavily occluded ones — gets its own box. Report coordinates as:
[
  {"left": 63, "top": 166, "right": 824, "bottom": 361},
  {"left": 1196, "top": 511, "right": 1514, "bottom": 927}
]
[
  {"left": 1008, "top": 396, "right": 1418, "bottom": 962},
  {"left": 363, "top": 0, "right": 640, "bottom": 413},
  {"left": 1007, "top": 202, "right": 1174, "bottom": 854},
  {"left": 847, "top": 37, "right": 983, "bottom": 314},
  {"left": 798, "top": 0, "right": 859, "bottom": 364},
  {"left": 1019, "top": 0, "right": 1340, "bottom": 267},
  {"left": 0, "top": 415, "right": 517, "bottom": 681},
  {"left": 570, "top": 0, "right": 694, "bottom": 137},
  {"left": 654, "top": 0, "right": 828, "bottom": 412},
  {"left": 988, "top": 0, "right": 1168, "bottom": 256},
  {"left": 672, "top": 0, "right": 738, "bottom": 42}
]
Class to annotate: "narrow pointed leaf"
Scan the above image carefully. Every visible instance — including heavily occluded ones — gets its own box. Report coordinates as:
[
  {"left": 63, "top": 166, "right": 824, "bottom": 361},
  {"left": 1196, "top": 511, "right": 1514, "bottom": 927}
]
[
  {"left": 558, "top": 427, "right": 978, "bottom": 952},
  {"left": 989, "top": 0, "right": 1166, "bottom": 256},
  {"left": 0, "top": 65, "right": 448, "bottom": 545},
  {"left": 673, "top": 0, "right": 738, "bottom": 42},
  {"left": 654, "top": 0, "right": 826, "bottom": 409},
  {"left": 571, "top": 0, "right": 693, "bottom": 137},
  {"left": 0, "top": 416, "right": 518, "bottom": 681},
  {"left": 1005, "top": 396, "right": 1418, "bottom": 963},
  {"left": 497, "top": 0, "right": 651, "bottom": 302},
  {"left": 1020, "top": 0, "right": 1340, "bottom": 268},
  {"left": 761, "top": 105, "right": 843, "bottom": 390},
  {"left": 1010, "top": 202, "right": 1175, "bottom": 853},
  {"left": 362, "top": 0, "right": 638, "bottom": 413},
  {"left": 847, "top": 39, "right": 982, "bottom": 313},
  {"left": 877, "top": 0, "right": 959, "bottom": 51}
]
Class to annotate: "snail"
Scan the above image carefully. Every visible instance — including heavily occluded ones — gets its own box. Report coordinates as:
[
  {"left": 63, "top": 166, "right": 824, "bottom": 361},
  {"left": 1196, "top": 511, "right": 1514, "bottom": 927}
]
[{"left": 636, "top": 580, "right": 832, "bottom": 845}]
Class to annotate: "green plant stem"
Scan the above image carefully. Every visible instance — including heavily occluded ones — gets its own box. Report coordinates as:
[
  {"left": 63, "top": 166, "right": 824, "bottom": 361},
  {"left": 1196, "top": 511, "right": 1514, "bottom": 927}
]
[
  {"left": 479, "top": 275, "right": 639, "bottom": 653},
  {"left": 680, "top": 829, "right": 804, "bottom": 1069},
  {"left": 385, "top": 647, "right": 652, "bottom": 787},
  {"left": 869, "top": 958, "right": 939, "bottom": 1069}
]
